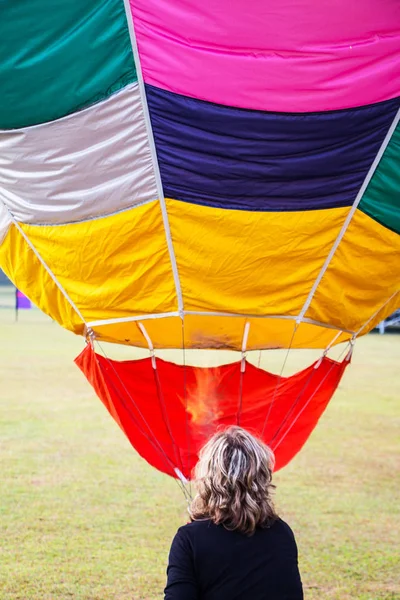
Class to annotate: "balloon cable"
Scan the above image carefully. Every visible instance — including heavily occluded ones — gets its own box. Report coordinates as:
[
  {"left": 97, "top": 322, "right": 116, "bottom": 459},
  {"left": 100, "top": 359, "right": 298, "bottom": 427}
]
[
  {"left": 261, "top": 322, "right": 299, "bottom": 437},
  {"left": 94, "top": 340, "right": 192, "bottom": 503},
  {"left": 271, "top": 341, "right": 352, "bottom": 451},
  {"left": 181, "top": 319, "right": 192, "bottom": 498}
]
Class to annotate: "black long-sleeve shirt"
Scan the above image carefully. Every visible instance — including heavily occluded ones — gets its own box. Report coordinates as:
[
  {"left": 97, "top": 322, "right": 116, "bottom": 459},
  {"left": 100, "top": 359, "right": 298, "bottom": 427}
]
[{"left": 164, "top": 518, "right": 303, "bottom": 600}]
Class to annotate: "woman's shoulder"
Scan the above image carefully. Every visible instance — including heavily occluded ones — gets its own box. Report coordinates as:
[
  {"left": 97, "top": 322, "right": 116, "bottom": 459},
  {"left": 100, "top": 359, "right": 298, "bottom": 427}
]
[
  {"left": 171, "top": 518, "right": 299, "bottom": 560},
  {"left": 176, "top": 517, "right": 296, "bottom": 539},
  {"left": 271, "top": 517, "right": 297, "bottom": 535},
  {"left": 170, "top": 519, "right": 214, "bottom": 549},
  {"left": 173, "top": 519, "right": 219, "bottom": 541},
  {"left": 177, "top": 519, "right": 214, "bottom": 534},
  {"left": 267, "top": 518, "right": 299, "bottom": 544}
]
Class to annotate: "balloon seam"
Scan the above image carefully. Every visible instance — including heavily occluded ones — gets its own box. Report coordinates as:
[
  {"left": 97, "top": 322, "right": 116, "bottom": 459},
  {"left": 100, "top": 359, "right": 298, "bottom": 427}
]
[
  {"left": 0, "top": 200, "right": 86, "bottom": 323},
  {"left": 17, "top": 196, "right": 159, "bottom": 228},
  {"left": 0, "top": 82, "right": 140, "bottom": 134},
  {"left": 86, "top": 311, "right": 354, "bottom": 334},
  {"left": 355, "top": 290, "right": 399, "bottom": 337},
  {"left": 296, "top": 107, "right": 400, "bottom": 325},
  {"left": 122, "top": 0, "right": 184, "bottom": 316}
]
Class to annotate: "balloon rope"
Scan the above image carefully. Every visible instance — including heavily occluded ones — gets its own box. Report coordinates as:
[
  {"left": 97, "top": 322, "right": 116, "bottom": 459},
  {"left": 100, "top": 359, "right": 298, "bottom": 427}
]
[
  {"left": 237, "top": 322, "right": 250, "bottom": 425},
  {"left": 261, "top": 332, "right": 338, "bottom": 437},
  {"left": 268, "top": 290, "right": 397, "bottom": 452},
  {"left": 269, "top": 341, "right": 352, "bottom": 448},
  {"left": 94, "top": 341, "right": 192, "bottom": 503},
  {"left": 261, "top": 323, "right": 299, "bottom": 437},
  {"left": 136, "top": 322, "right": 186, "bottom": 478},
  {"left": 271, "top": 342, "right": 352, "bottom": 452},
  {"left": 152, "top": 363, "right": 186, "bottom": 476},
  {"left": 355, "top": 290, "right": 399, "bottom": 336},
  {"left": 237, "top": 367, "right": 245, "bottom": 426},
  {"left": 268, "top": 364, "right": 319, "bottom": 446},
  {"left": 181, "top": 319, "right": 192, "bottom": 497}
]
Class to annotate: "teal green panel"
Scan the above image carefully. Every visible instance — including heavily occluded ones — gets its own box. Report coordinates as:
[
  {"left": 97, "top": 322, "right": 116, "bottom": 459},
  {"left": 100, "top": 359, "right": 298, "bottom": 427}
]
[
  {"left": 359, "top": 120, "right": 400, "bottom": 235},
  {"left": 0, "top": 0, "right": 136, "bottom": 129}
]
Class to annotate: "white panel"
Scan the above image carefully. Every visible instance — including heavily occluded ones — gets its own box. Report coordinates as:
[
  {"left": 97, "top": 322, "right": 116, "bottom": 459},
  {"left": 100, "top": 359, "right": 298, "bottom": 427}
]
[
  {"left": 0, "top": 83, "right": 157, "bottom": 224},
  {"left": 0, "top": 202, "right": 11, "bottom": 244}
]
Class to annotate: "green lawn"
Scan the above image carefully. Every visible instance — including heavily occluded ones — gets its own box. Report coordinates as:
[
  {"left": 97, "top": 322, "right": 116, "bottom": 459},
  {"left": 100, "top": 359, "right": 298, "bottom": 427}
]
[{"left": 0, "top": 288, "right": 399, "bottom": 599}]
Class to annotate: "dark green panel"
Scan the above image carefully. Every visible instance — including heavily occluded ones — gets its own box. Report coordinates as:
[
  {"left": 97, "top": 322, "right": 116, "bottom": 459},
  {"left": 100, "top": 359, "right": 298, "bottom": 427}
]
[
  {"left": 359, "top": 120, "right": 400, "bottom": 235},
  {"left": 0, "top": 0, "right": 136, "bottom": 129}
]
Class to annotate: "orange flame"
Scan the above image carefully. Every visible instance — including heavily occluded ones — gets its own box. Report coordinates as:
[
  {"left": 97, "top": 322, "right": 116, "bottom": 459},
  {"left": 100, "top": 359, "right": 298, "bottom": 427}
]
[{"left": 180, "top": 367, "right": 224, "bottom": 426}]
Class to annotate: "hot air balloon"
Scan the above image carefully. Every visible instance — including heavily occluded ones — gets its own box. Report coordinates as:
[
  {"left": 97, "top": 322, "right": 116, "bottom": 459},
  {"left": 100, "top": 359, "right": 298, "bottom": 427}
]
[{"left": 1, "top": 0, "right": 399, "bottom": 486}]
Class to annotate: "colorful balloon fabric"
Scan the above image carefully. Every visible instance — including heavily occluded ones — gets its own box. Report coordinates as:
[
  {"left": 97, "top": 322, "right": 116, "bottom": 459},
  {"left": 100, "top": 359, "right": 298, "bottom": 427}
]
[
  {"left": 75, "top": 344, "right": 351, "bottom": 479},
  {"left": 1, "top": 1, "right": 399, "bottom": 478}
]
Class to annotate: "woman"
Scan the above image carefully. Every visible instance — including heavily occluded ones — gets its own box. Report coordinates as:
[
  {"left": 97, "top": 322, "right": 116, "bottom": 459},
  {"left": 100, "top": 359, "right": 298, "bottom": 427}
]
[{"left": 164, "top": 426, "right": 303, "bottom": 600}]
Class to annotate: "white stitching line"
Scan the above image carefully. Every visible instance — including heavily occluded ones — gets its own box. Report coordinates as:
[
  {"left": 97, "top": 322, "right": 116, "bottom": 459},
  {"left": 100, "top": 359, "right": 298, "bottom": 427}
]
[
  {"left": 87, "top": 312, "right": 180, "bottom": 327},
  {"left": 122, "top": 0, "right": 184, "bottom": 316},
  {"left": 11, "top": 196, "right": 159, "bottom": 228},
  {"left": 297, "top": 108, "right": 400, "bottom": 325},
  {"left": 0, "top": 82, "right": 140, "bottom": 133},
  {"left": 0, "top": 200, "right": 86, "bottom": 323},
  {"left": 355, "top": 289, "right": 399, "bottom": 336},
  {"left": 86, "top": 310, "right": 354, "bottom": 334}
]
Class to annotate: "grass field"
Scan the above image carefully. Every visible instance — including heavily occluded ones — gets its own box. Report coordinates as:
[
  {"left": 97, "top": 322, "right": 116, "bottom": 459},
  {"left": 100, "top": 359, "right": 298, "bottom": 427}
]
[{"left": 1, "top": 287, "right": 399, "bottom": 599}]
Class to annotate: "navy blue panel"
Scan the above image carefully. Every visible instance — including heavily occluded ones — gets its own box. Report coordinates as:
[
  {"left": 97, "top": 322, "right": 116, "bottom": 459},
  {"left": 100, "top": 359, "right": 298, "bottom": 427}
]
[{"left": 146, "top": 85, "right": 400, "bottom": 212}]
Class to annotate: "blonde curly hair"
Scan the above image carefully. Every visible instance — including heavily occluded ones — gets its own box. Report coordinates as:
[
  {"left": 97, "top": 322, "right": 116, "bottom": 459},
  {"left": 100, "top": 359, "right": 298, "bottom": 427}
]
[{"left": 190, "top": 426, "right": 278, "bottom": 535}]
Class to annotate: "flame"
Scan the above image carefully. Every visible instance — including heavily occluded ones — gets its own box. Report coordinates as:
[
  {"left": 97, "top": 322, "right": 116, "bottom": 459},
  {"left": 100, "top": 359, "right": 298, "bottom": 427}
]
[{"left": 180, "top": 367, "right": 224, "bottom": 426}]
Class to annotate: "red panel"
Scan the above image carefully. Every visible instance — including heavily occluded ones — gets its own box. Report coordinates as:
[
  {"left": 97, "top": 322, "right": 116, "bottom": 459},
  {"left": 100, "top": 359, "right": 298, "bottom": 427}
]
[{"left": 75, "top": 345, "right": 350, "bottom": 479}]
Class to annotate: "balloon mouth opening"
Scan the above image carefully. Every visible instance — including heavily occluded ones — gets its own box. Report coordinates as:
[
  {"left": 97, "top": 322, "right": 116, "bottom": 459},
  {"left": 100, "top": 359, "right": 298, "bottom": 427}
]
[{"left": 75, "top": 343, "right": 350, "bottom": 481}]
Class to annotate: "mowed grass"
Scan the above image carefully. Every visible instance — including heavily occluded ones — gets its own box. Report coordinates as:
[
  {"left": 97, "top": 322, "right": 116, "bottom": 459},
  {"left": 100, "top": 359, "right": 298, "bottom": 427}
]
[{"left": 0, "top": 289, "right": 399, "bottom": 599}]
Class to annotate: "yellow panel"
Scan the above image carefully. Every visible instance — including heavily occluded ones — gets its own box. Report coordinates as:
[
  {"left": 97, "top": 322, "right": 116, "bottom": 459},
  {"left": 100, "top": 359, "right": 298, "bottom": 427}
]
[
  {"left": 166, "top": 199, "right": 349, "bottom": 316},
  {"left": 3, "top": 199, "right": 395, "bottom": 350},
  {"left": 0, "top": 223, "right": 83, "bottom": 333},
  {"left": 92, "top": 315, "right": 351, "bottom": 351},
  {"left": 307, "top": 209, "right": 400, "bottom": 333},
  {"left": 0, "top": 201, "right": 177, "bottom": 331}
]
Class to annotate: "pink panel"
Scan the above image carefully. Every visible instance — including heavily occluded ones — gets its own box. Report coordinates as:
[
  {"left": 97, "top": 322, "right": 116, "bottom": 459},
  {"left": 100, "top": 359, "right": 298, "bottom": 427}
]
[{"left": 131, "top": 0, "right": 400, "bottom": 112}]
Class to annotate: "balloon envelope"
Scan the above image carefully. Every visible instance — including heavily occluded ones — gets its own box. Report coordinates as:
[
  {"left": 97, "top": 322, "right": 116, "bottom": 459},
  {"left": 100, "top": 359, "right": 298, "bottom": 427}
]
[{"left": 0, "top": 0, "right": 399, "bottom": 475}]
